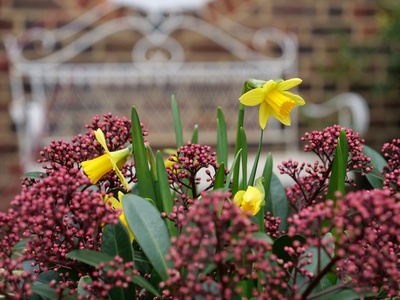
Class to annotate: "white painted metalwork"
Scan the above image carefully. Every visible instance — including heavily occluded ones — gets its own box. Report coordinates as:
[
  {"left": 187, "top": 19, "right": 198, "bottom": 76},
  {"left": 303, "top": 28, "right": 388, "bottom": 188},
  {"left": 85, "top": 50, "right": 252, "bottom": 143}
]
[{"left": 4, "top": 2, "right": 368, "bottom": 171}]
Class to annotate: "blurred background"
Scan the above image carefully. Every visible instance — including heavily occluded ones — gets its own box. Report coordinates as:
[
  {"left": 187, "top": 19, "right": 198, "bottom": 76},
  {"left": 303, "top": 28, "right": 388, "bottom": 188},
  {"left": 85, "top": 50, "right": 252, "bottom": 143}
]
[{"left": 0, "top": 0, "right": 399, "bottom": 210}]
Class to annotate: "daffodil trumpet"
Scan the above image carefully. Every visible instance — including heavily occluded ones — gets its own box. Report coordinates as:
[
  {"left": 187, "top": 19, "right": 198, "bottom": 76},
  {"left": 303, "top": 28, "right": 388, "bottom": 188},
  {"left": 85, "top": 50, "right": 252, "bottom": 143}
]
[{"left": 81, "top": 129, "right": 132, "bottom": 191}]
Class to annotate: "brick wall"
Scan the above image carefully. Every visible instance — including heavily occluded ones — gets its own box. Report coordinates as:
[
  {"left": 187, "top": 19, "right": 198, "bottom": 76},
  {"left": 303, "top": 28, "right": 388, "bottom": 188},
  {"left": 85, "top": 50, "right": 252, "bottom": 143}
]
[{"left": 0, "top": 0, "right": 398, "bottom": 210}]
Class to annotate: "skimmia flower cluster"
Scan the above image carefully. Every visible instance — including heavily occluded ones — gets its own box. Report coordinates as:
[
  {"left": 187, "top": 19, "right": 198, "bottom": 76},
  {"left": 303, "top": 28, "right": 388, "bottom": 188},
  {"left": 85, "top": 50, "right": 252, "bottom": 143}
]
[{"left": 0, "top": 78, "right": 399, "bottom": 299}]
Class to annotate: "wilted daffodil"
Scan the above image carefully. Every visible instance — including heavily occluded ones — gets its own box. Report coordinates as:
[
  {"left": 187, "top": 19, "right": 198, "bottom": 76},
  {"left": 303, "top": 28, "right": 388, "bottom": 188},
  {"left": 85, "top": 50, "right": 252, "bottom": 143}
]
[
  {"left": 103, "top": 192, "right": 134, "bottom": 241},
  {"left": 239, "top": 78, "right": 305, "bottom": 129},
  {"left": 81, "top": 129, "right": 132, "bottom": 191},
  {"left": 234, "top": 183, "right": 265, "bottom": 216}
]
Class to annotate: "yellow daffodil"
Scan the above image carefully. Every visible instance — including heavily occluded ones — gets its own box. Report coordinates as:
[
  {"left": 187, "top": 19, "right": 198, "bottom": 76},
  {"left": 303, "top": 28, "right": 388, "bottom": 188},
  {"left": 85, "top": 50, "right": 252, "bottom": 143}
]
[
  {"left": 165, "top": 154, "right": 179, "bottom": 173},
  {"left": 81, "top": 129, "right": 132, "bottom": 191},
  {"left": 234, "top": 185, "right": 265, "bottom": 216},
  {"left": 239, "top": 78, "right": 305, "bottom": 129},
  {"left": 103, "top": 192, "right": 135, "bottom": 242}
]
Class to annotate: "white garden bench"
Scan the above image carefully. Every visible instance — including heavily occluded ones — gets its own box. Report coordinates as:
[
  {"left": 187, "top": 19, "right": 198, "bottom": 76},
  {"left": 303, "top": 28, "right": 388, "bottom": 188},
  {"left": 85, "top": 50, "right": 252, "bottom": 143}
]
[{"left": 4, "top": 3, "right": 369, "bottom": 171}]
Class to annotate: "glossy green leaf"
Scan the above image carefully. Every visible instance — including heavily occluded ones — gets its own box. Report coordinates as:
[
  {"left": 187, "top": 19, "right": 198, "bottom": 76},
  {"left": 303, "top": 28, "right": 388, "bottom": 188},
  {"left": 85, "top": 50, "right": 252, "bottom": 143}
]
[
  {"left": 171, "top": 95, "right": 184, "bottom": 148},
  {"left": 217, "top": 107, "right": 228, "bottom": 165},
  {"left": 326, "top": 129, "right": 348, "bottom": 203},
  {"left": 273, "top": 234, "right": 306, "bottom": 263},
  {"left": 77, "top": 275, "right": 93, "bottom": 296},
  {"left": 131, "top": 274, "right": 161, "bottom": 297},
  {"left": 191, "top": 124, "right": 199, "bottom": 144},
  {"left": 68, "top": 249, "right": 113, "bottom": 267},
  {"left": 266, "top": 173, "right": 288, "bottom": 231},
  {"left": 31, "top": 283, "right": 75, "bottom": 300},
  {"left": 291, "top": 233, "right": 335, "bottom": 295},
  {"left": 101, "top": 222, "right": 134, "bottom": 263},
  {"left": 312, "top": 288, "right": 375, "bottom": 300},
  {"left": 123, "top": 194, "right": 171, "bottom": 281},
  {"left": 108, "top": 282, "right": 136, "bottom": 300},
  {"left": 20, "top": 171, "right": 47, "bottom": 180},
  {"left": 155, "top": 151, "right": 177, "bottom": 237},
  {"left": 252, "top": 232, "right": 274, "bottom": 245},
  {"left": 362, "top": 144, "right": 386, "bottom": 188},
  {"left": 131, "top": 106, "right": 156, "bottom": 201}
]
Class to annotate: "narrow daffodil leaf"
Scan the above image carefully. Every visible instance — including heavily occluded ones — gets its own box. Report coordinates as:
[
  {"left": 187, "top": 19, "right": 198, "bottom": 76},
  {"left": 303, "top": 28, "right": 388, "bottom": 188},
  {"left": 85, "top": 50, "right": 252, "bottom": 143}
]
[
  {"left": 217, "top": 107, "right": 228, "bottom": 165},
  {"left": 131, "top": 106, "right": 156, "bottom": 201},
  {"left": 191, "top": 124, "right": 198, "bottom": 144},
  {"left": 123, "top": 194, "right": 171, "bottom": 281},
  {"left": 326, "top": 129, "right": 348, "bottom": 203},
  {"left": 213, "top": 162, "right": 226, "bottom": 190},
  {"left": 262, "top": 152, "right": 273, "bottom": 194},
  {"left": 225, "top": 149, "right": 242, "bottom": 190},
  {"left": 155, "top": 151, "right": 177, "bottom": 237},
  {"left": 232, "top": 104, "right": 245, "bottom": 193},
  {"left": 171, "top": 95, "right": 184, "bottom": 148}
]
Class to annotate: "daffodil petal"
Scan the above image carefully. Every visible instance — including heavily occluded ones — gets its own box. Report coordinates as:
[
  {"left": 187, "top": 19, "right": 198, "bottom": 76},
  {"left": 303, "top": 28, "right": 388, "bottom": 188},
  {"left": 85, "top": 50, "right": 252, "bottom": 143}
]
[
  {"left": 259, "top": 102, "right": 271, "bottom": 130},
  {"left": 105, "top": 196, "right": 122, "bottom": 210},
  {"left": 243, "top": 186, "right": 261, "bottom": 203},
  {"left": 95, "top": 129, "right": 109, "bottom": 153},
  {"left": 262, "top": 80, "right": 278, "bottom": 94},
  {"left": 234, "top": 190, "right": 245, "bottom": 206},
  {"left": 276, "top": 78, "right": 302, "bottom": 91},
  {"left": 239, "top": 88, "right": 265, "bottom": 106},
  {"left": 114, "top": 167, "right": 130, "bottom": 191}
]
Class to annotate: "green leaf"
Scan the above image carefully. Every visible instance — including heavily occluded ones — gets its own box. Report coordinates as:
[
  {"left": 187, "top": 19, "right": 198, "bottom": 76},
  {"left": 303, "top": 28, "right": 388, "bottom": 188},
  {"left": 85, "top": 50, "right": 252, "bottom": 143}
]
[
  {"left": 362, "top": 144, "right": 386, "bottom": 188},
  {"left": 291, "top": 233, "right": 335, "bottom": 294},
  {"left": 225, "top": 149, "right": 242, "bottom": 190},
  {"left": 191, "top": 124, "right": 199, "bottom": 144},
  {"left": 155, "top": 151, "right": 177, "bottom": 237},
  {"left": 131, "top": 106, "right": 156, "bottom": 201},
  {"left": 217, "top": 107, "right": 228, "bottom": 165},
  {"left": 20, "top": 171, "right": 47, "bottom": 180},
  {"left": 266, "top": 173, "right": 288, "bottom": 231},
  {"left": 312, "top": 288, "right": 375, "bottom": 300},
  {"left": 123, "top": 194, "right": 171, "bottom": 281},
  {"left": 262, "top": 152, "right": 273, "bottom": 194},
  {"left": 77, "top": 275, "right": 93, "bottom": 296},
  {"left": 108, "top": 282, "right": 136, "bottom": 300},
  {"left": 213, "top": 162, "right": 226, "bottom": 190},
  {"left": 68, "top": 249, "right": 113, "bottom": 267},
  {"left": 31, "top": 283, "right": 76, "bottom": 300},
  {"left": 273, "top": 234, "right": 306, "bottom": 263},
  {"left": 252, "top": 232, "right": 274, "bottom": 245},
  {"left": 171, "top": 95, "right": 184, "bottom": 148},
  {"left": 131, "top": 274, "right": 161, "bottom": 298},
  {"left": 232, "top": 104, "right": 245, "bottom": 193},
  {"left": 101, "top": 222, "right": 134, "bottom": 262},
  {"left": 326, "top": 129, "right": 348, "bottom": 203}
]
